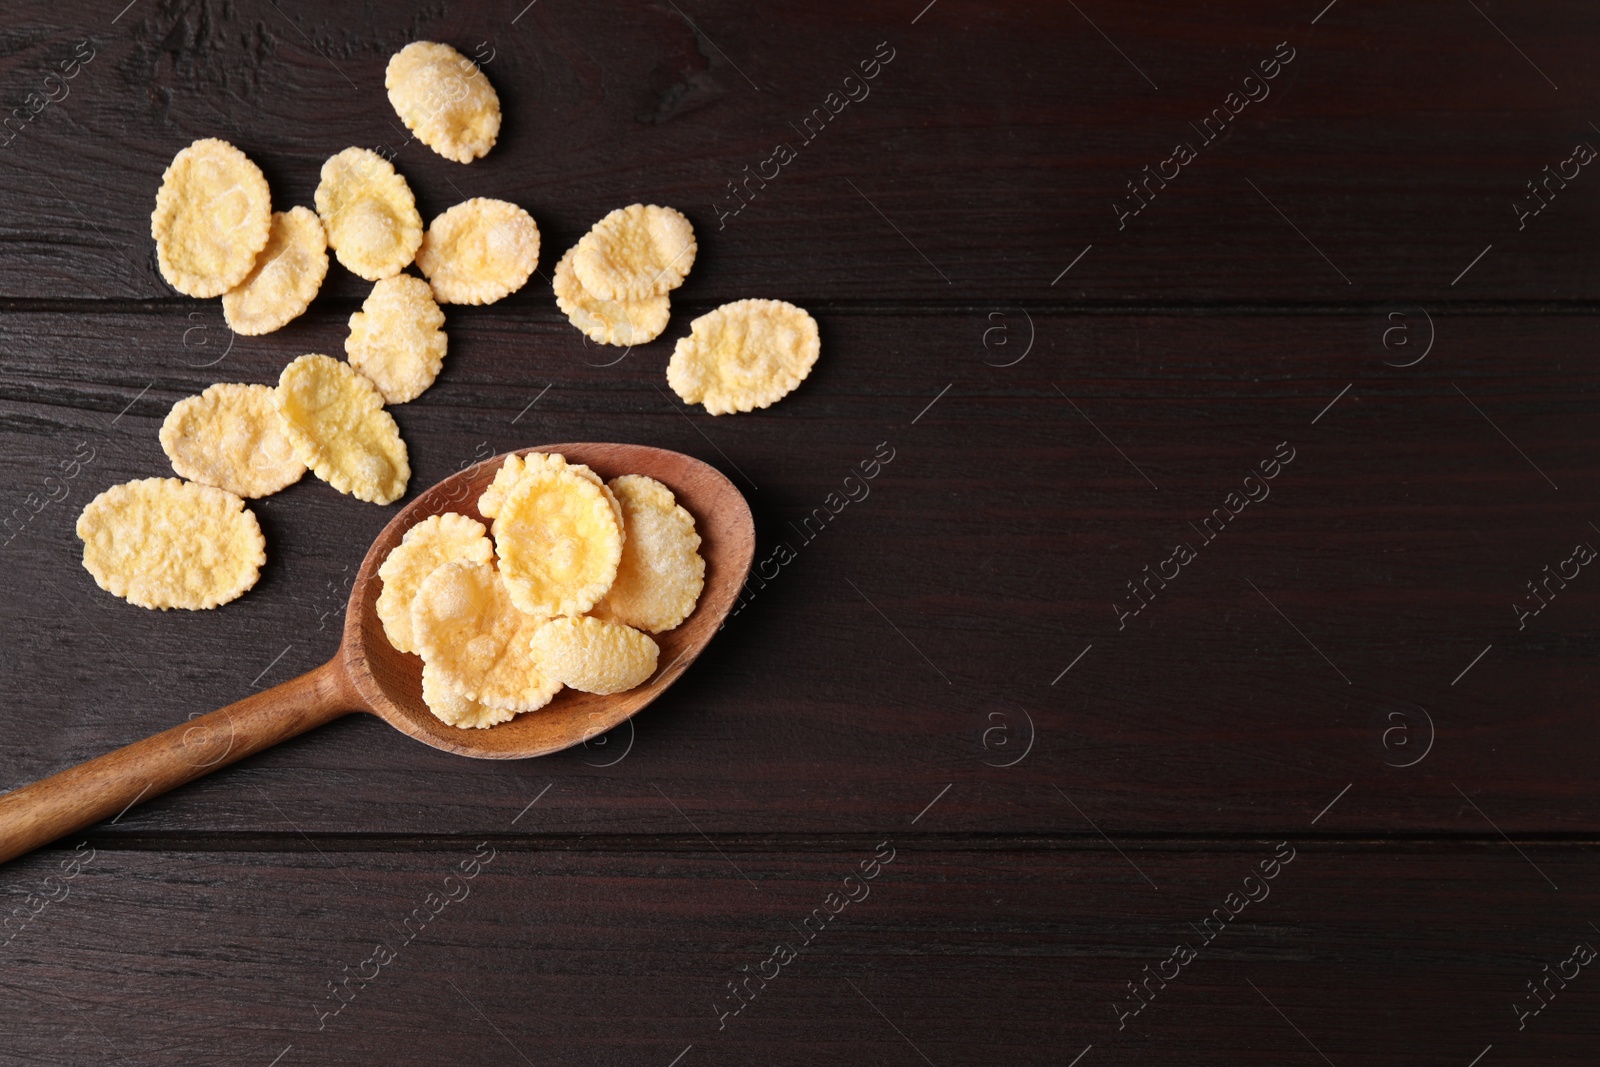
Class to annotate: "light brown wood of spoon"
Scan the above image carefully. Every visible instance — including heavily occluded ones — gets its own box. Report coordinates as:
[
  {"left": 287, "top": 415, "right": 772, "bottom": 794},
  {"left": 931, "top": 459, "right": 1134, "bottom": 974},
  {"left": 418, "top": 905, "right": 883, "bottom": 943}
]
[{"left": 0, "top": 443, "right": 755, "bottom": 865}]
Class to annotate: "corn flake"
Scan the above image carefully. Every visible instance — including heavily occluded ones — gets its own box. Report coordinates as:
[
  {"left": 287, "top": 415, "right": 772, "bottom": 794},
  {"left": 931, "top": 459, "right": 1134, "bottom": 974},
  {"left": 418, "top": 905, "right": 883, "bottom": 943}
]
[
  {"left": 530, "top": 616, "right": 658, "bottom": 695},
  {"left": 377, "top": 512, "right": 493, "bottom": 654},
  {"left": 592, "top": 475, "right": 704, "bottom": 633},
  {"left": 385, "top": 41, "right": 501, "bottom": 164},
  {"left": 422, "top": 661, "right": 515, "bottom": 729},
  {"left": 477, "top": 452, "right": 568, "bottom": 519},
  {"left": 221, "top": 207, "right": 329, "bottom": 336},
  {"left": 76, "top": 477, "right": 266, "bottom": 610},
  {"left": 275, "top": 354, "right": 410, "bottom": 504},
  {"left": 151, "top": 138, "right": 272, "bottom": 298},
  {"left": 578, "top": 467, "right": 625, "bottom": 538},
  {"left": 159, "top": 383, "right": 306, "bottom": 499},
  {"left": 315, "top": 147, "right": 423, "bottom": 281},
  {"left": 666, "top": 298, "right": 819, "bottom": 415},
  {"left": 345, "top": 275, "right": 448, "bottom": 404},
  {"left": 415, "top": 197, "right": 539, "bottom": 305},
  {"left": 572, "top": 203, "right": 696, "bottom": 301},
  {"left": 552, "top": 245, "right": 671, "bottom": 346},
  {"left": 477, "top": 451, "right": 623, "bottom": 534},
  {"left": 411, "top": 560, "right": 561, "bottom": 711},
  {"left": 492, "top": 467, "right": 622, "bottom": 617}
]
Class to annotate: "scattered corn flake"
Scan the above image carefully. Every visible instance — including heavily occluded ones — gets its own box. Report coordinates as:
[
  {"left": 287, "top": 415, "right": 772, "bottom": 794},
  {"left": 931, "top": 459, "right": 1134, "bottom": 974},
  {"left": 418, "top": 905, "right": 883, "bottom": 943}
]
[
  {"left": 314, "top": 147, "right": 424, "bottom": 281},
  {"left": 529, "top": 615, "right": 658, "bottom": 695},
  {"left": 666, "top": 298, "right": 820, "bottom": 415},
  {"left": 158, "top": 383, "right": 306, "bottom": 499},
  {"left": 552, "top": 245, "right": 671, "bottom": 347},
  {"left": 150, "top": 138, "right": 272, "bottom": 298},
  {"left": 221, "top": 207, "right": 329, "bottom": 336},
  {"left": 345, "top": 275, "right": 448, "bottom": 404},
  {"left": 385, "top": 41, "right": 501, "bottom": 164},
  {"left": 76, "top": 477, "right": 266, "bottom": 610},
  {"left": 572, "top": 203, "right": 696, "bottom": 301},
  {"left": 592, "top": 474, "right": 704, "bottom": 633},
  {"left": 275, "top": 354, "right": 410, "bottom": 504},
  {"left": 421, "top": 660, "right": 515, "bottom": 729},
  {"left": 376, "top": 512, "right": 493, "bottom": 654},
  {"left": 411, "top": 560, "right": 561, "bottom": 711},
  {"left": 492, "top": 467, "right": 622, "bottom": 617},
  {"left": 414, "top": 197, "right": 539, "bottom": 305}
]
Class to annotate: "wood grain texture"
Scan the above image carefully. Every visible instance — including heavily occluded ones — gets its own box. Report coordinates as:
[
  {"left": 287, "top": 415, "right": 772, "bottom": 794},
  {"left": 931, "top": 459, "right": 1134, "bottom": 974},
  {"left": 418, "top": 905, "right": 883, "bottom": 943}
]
[
  {"left": 0, "top": 659, "right": 356, "bottom": 863},
  {"left": 0, "top": 840, "right": 1594, "bottom": 1065},
  {"left": 0, "top": 1, "right": 1596, "bottom": 1063},
  {"left": 0, "top": 307, "right": 1593, "bottom": 834},
  {"left": 0, "top": 2, "right": 1596, "bottom": 302}
]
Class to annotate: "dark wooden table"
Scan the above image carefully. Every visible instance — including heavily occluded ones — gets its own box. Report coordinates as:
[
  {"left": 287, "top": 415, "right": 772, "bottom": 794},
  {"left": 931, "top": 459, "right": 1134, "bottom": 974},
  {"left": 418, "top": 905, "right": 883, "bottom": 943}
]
[{"left": 0, "top": 1, "right": 1596, "bottom": 1062}]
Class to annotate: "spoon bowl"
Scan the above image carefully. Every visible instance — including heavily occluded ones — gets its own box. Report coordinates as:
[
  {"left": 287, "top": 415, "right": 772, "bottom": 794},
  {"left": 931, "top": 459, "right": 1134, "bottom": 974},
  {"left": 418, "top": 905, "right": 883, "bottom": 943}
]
[
  {"left": 348, "top": 442, "right": 754, "bottom": 758},
  {"left": 0, "top": 443, "right": 754, "bottom": 864}
]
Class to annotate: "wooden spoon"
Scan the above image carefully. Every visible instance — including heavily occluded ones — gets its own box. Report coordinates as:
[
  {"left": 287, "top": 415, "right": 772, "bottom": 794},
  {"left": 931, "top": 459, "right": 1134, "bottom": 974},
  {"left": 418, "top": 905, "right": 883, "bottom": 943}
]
[{"left": 0, "top": 443, "right": 754, "bottom": 865}]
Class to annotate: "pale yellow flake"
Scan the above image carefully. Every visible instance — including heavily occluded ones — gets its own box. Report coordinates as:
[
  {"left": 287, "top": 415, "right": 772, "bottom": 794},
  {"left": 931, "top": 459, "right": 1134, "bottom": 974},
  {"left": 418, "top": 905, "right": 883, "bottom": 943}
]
[
  {"left": 151, "top": 138, "right": 272, "bottom": 298},
  {"left": 477, "top": 451, "right": 622, "bottom": 536},
  {"left": 376, "top": 512, "right": 493, "bottom": 654},
  {"left": 529, "top": 615, "right": 658, "bottom": 695},
  {"left": 552, "top": 245, "right": 670, "bottom": 346},
  {"left": 275, "top": 354, "right": 410, "bottom": 504},
  {"left": 411, "top": 560, "right": 561, "bottom": 711},
  {"left": 221, "top": 207, "right": 329, "bottom": 335},
  {"left": 415, "top": 197, "right": 539, "bottom": 305},
  {"left": 314, "top": 147, "right": 423, "bottom": 281},
  {"left": 492, "top": 467, "right": 622, "bottom": 617},
  {"left": 76, "top": 477, "right": 266, "bottom": 610},
  {"left": 572, "top": 203, "right": 696, "bottom": 300},
  {"left": 385, "top": 41, "right": 501, "bottom": 164},
  {"left": 345, "top": 275, "right": 448, "bottom": 404},
  {"left": 421, "top": 661, "right": 515, "bottom": 729},
  {"left": 666, "top": 298, "right": 820, "bottom": 415},
  {"left": 592, "top": 474, "right": 704, "bottom": 632},
  {"left": 158, "top": 383, "right": 305, "bottom": 499}
]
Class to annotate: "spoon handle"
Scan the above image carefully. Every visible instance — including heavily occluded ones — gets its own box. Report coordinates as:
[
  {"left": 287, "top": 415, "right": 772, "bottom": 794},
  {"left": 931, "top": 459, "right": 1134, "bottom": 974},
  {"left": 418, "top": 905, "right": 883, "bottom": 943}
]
[{"left": 0, "top": 657, "right": 362, "bottom": 865}]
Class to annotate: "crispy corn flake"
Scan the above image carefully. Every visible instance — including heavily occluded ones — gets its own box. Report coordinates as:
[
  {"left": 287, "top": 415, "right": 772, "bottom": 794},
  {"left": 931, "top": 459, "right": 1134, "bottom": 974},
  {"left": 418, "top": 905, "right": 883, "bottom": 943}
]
[
  {"left": 477, "top": 451, "right": 623, "bottom": 535},
  {"left": 275, "top": 354, "right": 410, "bottom": 504},
  {"left": 414, "top": 197, "right": 539, "bottom": 305},
  {"left": 477, "top": 452, "right": 568, "bottom": 519},
  {"left": 314, "top": 147, "right": 423, "bottom": 281},
  {"left": 221, "top": 207, "right": 329, "bottom": 336},
  {"left": 492, "top": 467, "right": 622, "bottom": 617},
  {"left": 529, "top": 616, "right": 658, "bottom": 695},
  {"left": 345, "top": 275, "right": 448, "bottom": 404},
  {"left": 76, "top": 477, "right": 266, "bottom": 610},
  {"left": 552, "top": 245, "right": 671, "bottom": 347},
  {"left": 150, "top": 138, "right": 273, "bottom": 298},
  {"left": 581, "top": 467, "right": 626, "bottom": 539},
  {"left": 422, "top": 661, "right": 515, "bottom": 729},
  {"left": 572, "top": 204, "right": 696, "bottom": 301},
  {"left": 385, "top": 41, "right": 501, "bottom": 164},
  {"left": 477, "top": 454, "right": 622, "bottom": 538},
  {"left": 592, "top": 475, "right": 704, "bottom": 633},
  {"left": 376, "top": 512, "right": 493, "bottom": 654},
  {"left": 666, "top": 298, "right": 820, "bottom": 415},
  {"left": 411, "top": 560, "right": 561, "bottom": 711},
  {"left": 159, "top": 383, "right": 306, "bottom": 499}
]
